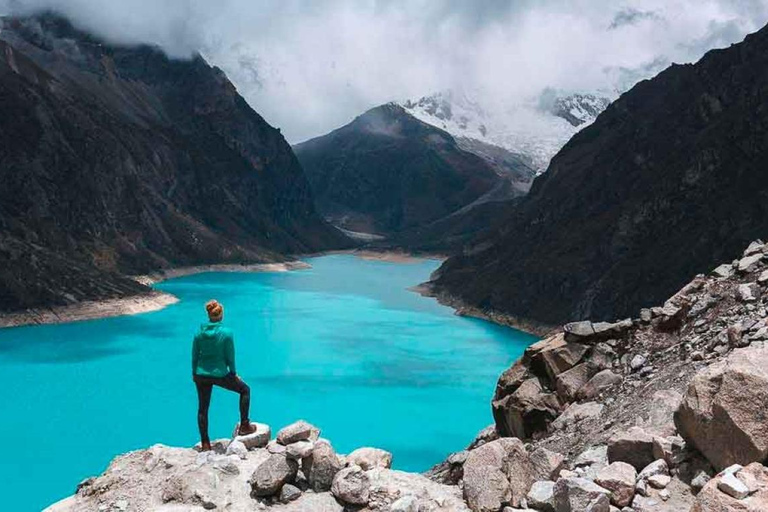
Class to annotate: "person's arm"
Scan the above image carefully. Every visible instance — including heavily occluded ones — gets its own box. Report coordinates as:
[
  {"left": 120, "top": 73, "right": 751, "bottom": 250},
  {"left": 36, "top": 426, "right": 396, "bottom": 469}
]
[
  {"left": 192, "top": 334, "right": 199, "bottom": 377},
  {"left": 225, "top": 332, "right": 236, "bottom": 375}
]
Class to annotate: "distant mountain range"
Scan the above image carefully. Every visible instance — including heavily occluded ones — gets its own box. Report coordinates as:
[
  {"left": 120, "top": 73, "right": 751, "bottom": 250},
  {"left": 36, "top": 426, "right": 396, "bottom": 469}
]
[
  {"left": 0, "top": 14, "right": 349, "bottom": 312},
  {"left": 294, "top": 103, "right": 519, "bottom": 238},
  {"left": 429, "top": 20, "right": 768, "bottom": 327},
  {"left": 401, "top": 88, "right": 612, "bottom": 173}
]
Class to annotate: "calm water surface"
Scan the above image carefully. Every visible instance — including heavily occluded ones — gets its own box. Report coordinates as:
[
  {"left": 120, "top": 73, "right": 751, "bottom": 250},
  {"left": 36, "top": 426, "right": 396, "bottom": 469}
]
[{"left": 0, "top": 254, "right": 536, "bottom": 511}]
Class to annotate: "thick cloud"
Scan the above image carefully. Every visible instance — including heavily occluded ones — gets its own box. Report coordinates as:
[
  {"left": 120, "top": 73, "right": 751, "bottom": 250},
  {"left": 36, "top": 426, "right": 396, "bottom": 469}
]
[{"left": 1, "top": 0, "right": 767, "bottom": 142}]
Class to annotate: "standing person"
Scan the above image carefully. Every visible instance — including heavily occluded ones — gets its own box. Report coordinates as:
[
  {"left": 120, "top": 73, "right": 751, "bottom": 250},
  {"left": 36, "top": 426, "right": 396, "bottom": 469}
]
[{"left": 192, "top": 299, "right": 258, "bottom": 451}]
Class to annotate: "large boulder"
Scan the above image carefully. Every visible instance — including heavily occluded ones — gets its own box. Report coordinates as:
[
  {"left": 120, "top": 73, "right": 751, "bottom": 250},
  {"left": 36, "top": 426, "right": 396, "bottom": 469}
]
[
  {"left": 462, "top": 438, "right": 534, "bottom": 511},
  {"left": 346, "top": 447, "right": 393, "bottom": 470},
  {"left": 555, "top": 363, "right": 597, "bottom": 401},
  {"left": 492, "top": 377, "right": 561, "bottom": 438},
  {"left": 691, "top": 463, "right": 768, "bottom": 511},
  {"left": 607, "top": 427, "right": 656, "bottom": 471},
  {"left": 302, "top": 439, "right": 343, "bottom": 492},
  {"left": 594, "top": 462, "right": 636, "bottom": 507},
  {"left": 249, "top": 453, "right": 299, "bottom": 497},
  {"left": 531, "top": 336, "right": 590, "bottom": 381},
  {"left": 331, "top": 465, "right": 370, "bottom": 506},
  {"left": 552, "top": 477, "right": 611, "bottom": 512},
  {"left": 277, "top": 420, "right": 319, "bottom": 445},
  {"left": 578, "top": 370, "right": 622, "bottom": 400},
  {"left": 675, "top": 346, "right": 768, "bottom": 470}
]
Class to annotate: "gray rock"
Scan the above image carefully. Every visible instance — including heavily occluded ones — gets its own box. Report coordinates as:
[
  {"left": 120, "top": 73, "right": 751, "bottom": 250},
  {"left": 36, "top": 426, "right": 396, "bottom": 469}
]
[
  {"left": 674, "top": 346, "right": 768, "bottom": 470},
  {"left": 578, "top": 370, "right": 622, "bottom": 400},
  {"left": 555, "top": 363, "right": 597, "bottom": 401},
  {"left": 691, "top": 470, "right": 711, "bottom": 491},
  {"left": 712, "top": 264, "right": 734, "bottom": 279},
  {"left": 551, "top": 402, "right": 604, "bottom": 430},
  {"left": 249, "top": 453, "right": 299, "bottom": 497},
  {"left": 279, "top": 484, "right": 302, "bottom": 503},
  {"left": 463, "top": 438, "right": 534, "bottom": 511},
  {"left": 738, "top": 253, "right": 763, "bottom": 273},
  {"left": 640, "top": 308, "right": 653, "bottom": 322},
  {"left": 608, "top": 427, "right": 656, "bottom": 471},
  {"left": 629, "top": 354, "right": 647, "bottom": 372},
  {"left": 652, "top": 435, "right": 686, "bottom": 467},
  {"left": 737, "top": 283, "right": 760, "bottom": 302},
  {"left": 390, "top": 495, "right": 419, "bottom": 512},
  {"left": 277, "top": 420, "right": 319, "bottom": 445},
  {"left": 232, "top": 422, "right": 271, "bottom": 450},
  {"left": 225, "top": 439, "right": 248, "bottom": 460},
  {"left": 717, "top": 472, "right": 749, "bottom": 499},
  {"left": 595, "top": 462, "right": 636, "bottom": 507},
  {"left": 331, "top": 465, "right": 370, "bottom": 506},
  {"left": 302, "top": 439, "right": 342, "bottom": 492},
  {"left": 267, "top": 440, "right": 286, "bottom": 454},
  {"left": 744, "top": 241, "right": 765, "bottom": 257},
  {"left": 574, "top": 446, "right": 608, "bottom": 468},
  {"left": 564, "top": 321, "right": 595, "bottom": 341},
  {"left": 345, "top": 447, "right": 393, "bottom": 470},
  {"left": 647, "top": 474, "right": 671, "bottom": 489},
  {"left": 527, "top": 480, "right": 555, "bottom": 511},
  {"left": 530, "top": 448, "right": 566, "bottom": 481},
  {"left": 637, "top": 459, "right": 669, "bottom": 481},
  {"left": 285, "top": 440, "right": 314, "bottom": 460},
  {"left": 758, "top": 269, "right": 768, "bottom": 284},
  {"left": 553, "top": 477, "right": 611, "bottom": 512}
]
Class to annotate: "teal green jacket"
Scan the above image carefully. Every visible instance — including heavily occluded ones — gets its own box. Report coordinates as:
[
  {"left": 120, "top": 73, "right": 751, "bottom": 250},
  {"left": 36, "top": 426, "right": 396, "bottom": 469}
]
[{"left": 192, "top": 322, "right": 236, "bottom": 377}]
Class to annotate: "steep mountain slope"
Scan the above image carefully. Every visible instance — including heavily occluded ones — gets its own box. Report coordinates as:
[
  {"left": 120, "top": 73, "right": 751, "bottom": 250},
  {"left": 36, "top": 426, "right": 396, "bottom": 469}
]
[
  {"left": 401, "top": 89, "right": 611, "bottom": 173},
  {"left": 0, "top": 14, "right": 349, "bottom": 312},
  {"left": 294, "top": 103, "right": 518, "bottom": 236},
  {"left": 429, "top": 22, "right": 768, "bottom": 328}
]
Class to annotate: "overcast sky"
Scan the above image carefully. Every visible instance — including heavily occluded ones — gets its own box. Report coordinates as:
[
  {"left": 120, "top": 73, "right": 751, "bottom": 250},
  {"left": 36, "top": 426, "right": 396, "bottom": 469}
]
[{"left": 2, "top": 0, "right": 768, "bottom": 142}]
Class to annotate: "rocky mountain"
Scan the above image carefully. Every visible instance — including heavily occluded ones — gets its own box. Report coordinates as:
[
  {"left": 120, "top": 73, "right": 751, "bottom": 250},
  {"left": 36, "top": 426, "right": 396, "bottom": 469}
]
[
  {"left": 0, "top": 14, "right": 349, "bottom": 312},
  {"left": 401, "top": 89, "right": 611, "bottom": 173},
  {"left": 294, "top": 103, "right": 525, "bottom": 237},
  {"left": 428, "top": 21, "right": 768, "bottom": 329}
]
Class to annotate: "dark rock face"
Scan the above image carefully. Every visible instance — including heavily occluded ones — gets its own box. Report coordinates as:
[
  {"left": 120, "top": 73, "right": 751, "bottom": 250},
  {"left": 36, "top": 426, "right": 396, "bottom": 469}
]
[
  {"left": 294, "top": 103, "right": 506, "bottom": 236},
  {"left": 0, "top": 14, "right": 349, "bottom": 311},
  {"left": 431, "top": 22, "right": 768, "bottom": 326}
]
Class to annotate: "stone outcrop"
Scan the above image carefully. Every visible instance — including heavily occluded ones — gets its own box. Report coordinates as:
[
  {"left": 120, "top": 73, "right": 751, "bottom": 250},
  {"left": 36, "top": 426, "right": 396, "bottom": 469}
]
[
  {"left": 692, "top": 463, "right": 768, "bottom": 511},
  {"left": 462, "top": 438, "right": 534, "bottom": 511},
  {"left": 675, "top": 346, "right": 768, "bottom": 470}
]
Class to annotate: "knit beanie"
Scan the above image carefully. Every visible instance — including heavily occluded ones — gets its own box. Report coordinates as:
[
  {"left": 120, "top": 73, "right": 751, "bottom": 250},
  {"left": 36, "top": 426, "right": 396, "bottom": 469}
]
[{"left": 206, "top": 299, "right": 223, "bottom": 322}]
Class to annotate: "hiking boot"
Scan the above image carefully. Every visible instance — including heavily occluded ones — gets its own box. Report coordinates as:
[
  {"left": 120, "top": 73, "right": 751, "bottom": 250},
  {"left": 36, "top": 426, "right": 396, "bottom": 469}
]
[{"left": 237, "top": 421, "right": 258, "bottom": 436}]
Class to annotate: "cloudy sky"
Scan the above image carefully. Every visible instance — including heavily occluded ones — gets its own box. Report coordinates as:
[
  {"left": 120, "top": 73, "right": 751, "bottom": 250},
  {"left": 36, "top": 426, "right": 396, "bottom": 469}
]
[{"left": 2, "top": 0, "right": 768, "bottom": 142}]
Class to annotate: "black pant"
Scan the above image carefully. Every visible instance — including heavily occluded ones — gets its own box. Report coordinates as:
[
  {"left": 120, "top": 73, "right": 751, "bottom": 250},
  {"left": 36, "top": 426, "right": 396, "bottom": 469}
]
[{"left": 194, "top": 373, "right": 251, "bottom": 444}]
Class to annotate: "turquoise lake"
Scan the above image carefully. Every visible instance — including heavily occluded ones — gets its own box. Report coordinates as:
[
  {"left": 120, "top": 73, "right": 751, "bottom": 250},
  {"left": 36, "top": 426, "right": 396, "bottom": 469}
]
[{"left": 0, "top": 254, "right": 536, "bottom": 511}]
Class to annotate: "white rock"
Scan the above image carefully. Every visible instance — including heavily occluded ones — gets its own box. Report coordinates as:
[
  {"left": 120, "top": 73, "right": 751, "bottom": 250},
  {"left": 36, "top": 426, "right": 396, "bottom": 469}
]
[
  {"left": 738, "top": 253, "right": 763, "bottom": 273},
  {"left": 233, "top": 422, "right": 271, "bottom": 449},
  {"left": 647, "top": 474, "right": 671, "bottom": 489},
  {"left": 285, "top": 440, "right": 315, "bottom": 460},
  {"left": 346, "top": 447, "right": 393, "bottom": 470},
  {"left": 630, "top": 354, "right": 647, "bottom": 371},
  {"left": 717, "top": 472, "right": 749, "bottom": 499},
  {"left": 225, "top": 439, "right": 248, "bottom": 460}
]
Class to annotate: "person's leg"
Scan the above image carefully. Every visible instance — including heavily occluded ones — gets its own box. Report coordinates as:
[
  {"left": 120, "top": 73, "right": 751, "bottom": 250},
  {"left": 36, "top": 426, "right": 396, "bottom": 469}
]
[
  {"left": 194, "top": 376, "right": 214, "bottom": 449},
  {"left": 215, "top": 373, "right": 253, "bottom": 433}
]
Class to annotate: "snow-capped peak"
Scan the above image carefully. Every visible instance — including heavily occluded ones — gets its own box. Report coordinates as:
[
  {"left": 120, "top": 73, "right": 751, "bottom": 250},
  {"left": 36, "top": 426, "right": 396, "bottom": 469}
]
[{"left": 399, "top": 88, "right": 613, "bottom": 173}]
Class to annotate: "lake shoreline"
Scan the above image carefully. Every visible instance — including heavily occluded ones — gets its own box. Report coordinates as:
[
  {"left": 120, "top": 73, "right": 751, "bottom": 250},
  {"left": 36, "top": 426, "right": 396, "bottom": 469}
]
[
  {"left": 0, "top": 261, "right": 310, "bottom": 329},
  {"left": 413, "top": 282, "right": 555, "bottom": 338}
]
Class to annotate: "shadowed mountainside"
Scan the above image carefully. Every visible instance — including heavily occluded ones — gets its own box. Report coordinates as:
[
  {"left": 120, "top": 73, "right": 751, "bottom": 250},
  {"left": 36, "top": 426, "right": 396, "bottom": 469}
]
[
  {"left": 430, "top": 22, "right": 768, "bottom": 327},
  {"left": 0, "top": 14, "right": 350, "bottom": 312},
  {"left": 294, "top": 103, "right": 529, "bottom": 237}
]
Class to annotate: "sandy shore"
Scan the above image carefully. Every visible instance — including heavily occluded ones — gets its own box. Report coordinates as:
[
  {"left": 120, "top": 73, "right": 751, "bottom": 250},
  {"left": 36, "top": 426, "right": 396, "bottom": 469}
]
[
  {"left": 0, "top": 290, "right": 180, "bottom": 329},
  {"left": 0, "top": 261, "right": 312, "bottom": 329},
  {"left": 314, "top": 248, "right": 446, "bottom": 264},
  {"left": 133, "top": 260, "right": 312, "bottom": 286}
]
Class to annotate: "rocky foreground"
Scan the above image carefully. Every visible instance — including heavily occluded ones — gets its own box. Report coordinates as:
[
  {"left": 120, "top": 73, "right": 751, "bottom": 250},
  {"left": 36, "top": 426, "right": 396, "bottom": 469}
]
[{"left": 47, "top": 241, "right": 768, "bottom": 511}]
